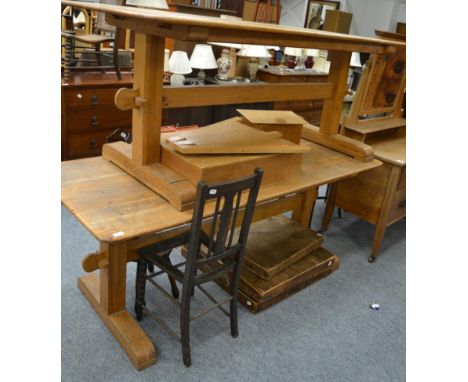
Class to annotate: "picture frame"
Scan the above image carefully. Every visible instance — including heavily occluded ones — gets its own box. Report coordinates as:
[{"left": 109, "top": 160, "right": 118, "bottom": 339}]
[{"left": 304, "top": 0, "right": 340, "bottom": 29}]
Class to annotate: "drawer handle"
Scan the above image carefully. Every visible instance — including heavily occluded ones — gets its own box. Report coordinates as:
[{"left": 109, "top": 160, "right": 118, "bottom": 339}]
[
  {"left": 90, "top": 116, "right": 98, "bottom": 125},
  {"left": 398, "top": 200, "right": 406, "bottom": 209},
  {"left": 76, "top": 93, "right": 83, "bottom": 99},
  {"left": 90, "top": 139, "right": 97, "bottom": 149},
  {"left": 91, "top": 94, "right": 98, "bottom": 105}
]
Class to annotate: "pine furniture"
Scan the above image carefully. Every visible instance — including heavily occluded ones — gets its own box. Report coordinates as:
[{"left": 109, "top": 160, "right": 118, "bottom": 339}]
[
  {"left": 256, "top": 67, "right": 328, "bottom": 126},
  {"left": 321, "top": 45, "right": 406, "bottom": 262},
  {"left": 62, "top": 141, "right": 380, "bottom": 370},
  {"left": 61, "top": 0, "right": 404, "bottom": 369},
  {"left": 61, "top": 72, "right": 133, "bottom": 161}
]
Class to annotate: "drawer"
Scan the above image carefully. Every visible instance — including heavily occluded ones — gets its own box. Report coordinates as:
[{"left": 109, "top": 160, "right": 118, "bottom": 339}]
[
  {"left": 67, "top": 129, "right": 130, "bottom": 158},
  {"left": 64, "top": 87, "right": 125, "bottom": 108},
  {"left": 66, "top": 108, "right": 132, "bottom": 131},
  {"left": 387, "top": 187, "right": 406, "bottom": 224}
]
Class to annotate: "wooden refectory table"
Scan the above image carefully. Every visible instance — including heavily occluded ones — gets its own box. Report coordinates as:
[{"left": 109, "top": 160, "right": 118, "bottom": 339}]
[
  {"left": 60, "top": 0, "right": 403, "bottom": 369},
  {"left": 61, "top": 140, "right": 380, "bottom": 370}
]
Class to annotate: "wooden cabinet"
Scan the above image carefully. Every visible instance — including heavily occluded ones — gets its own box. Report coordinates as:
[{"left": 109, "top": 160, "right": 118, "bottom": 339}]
[
  {"left": 256, "top": 67, "right": 328, "bottom": 125},
  {"left": 62, "top": 72, "right": 133, "bottom": 160},
  {"left": 322, "top": 134, "right": 406, "bottom": 262}
]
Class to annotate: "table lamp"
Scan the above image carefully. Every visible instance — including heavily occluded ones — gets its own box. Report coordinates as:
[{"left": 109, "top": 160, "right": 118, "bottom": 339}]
[
  {"left": 189, "top": 44, "right": 218, "bottom": 83},
  {"left": 349, "top": 52, "right": 363, "bottom": 91},
  {"left": 168, "top": 51, "right": 192, "bottom": 86},
  {"left": 237, "top": 45, "right": 272, "bottom": 81},
  {"left": 350, "top": 52, "right": 362, "bottom": 68}
]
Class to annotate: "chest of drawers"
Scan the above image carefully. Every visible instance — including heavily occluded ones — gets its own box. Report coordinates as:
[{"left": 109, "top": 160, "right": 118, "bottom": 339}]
[
  {"left": 61, "top": 72, "right": 133, "bottom": 160},
  {"left": 256, "top": 67, "right": 328, "bottom": 125}
]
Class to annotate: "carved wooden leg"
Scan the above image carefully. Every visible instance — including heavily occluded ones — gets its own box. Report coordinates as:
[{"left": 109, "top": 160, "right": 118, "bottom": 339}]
[
  {"left": 368, "top": 166, "right": 400, "bottom": 262},
  {"left": 77, "top": 241, "right": 157, "bottom": 370},
  {"left": 292, "top": 187, "right": 318, "bottom": 228},
  {"left": 369, "top": 223, "right": 387, "bottom": 263},
  {"left": 321, "top": 183, "right": 338, "bottom": 231},
  {"left": 63, "top": 33, "right": 73, "bottom": 82}
]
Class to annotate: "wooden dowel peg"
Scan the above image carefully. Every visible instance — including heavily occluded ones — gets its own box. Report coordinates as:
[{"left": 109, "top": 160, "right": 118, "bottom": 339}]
[
  {"left": 82, "top": 251, "right": 105, "bottom": 272},
  {"left": 114, "top": 87, "right": 146, "bottom": 110}
]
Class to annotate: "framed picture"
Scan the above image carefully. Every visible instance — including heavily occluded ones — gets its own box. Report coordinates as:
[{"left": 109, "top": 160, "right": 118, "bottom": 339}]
[{"left": 304, "top": 1, "right": 340, "bottom": 29}]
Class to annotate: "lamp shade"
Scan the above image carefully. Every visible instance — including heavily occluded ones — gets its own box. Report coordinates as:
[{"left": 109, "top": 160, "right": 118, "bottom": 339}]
[
  {"left": 284, "top": 47, "right": 302, "bottom": 57},
  {"left": 350, "top": 52, "right": 362, "bottom": 67},
  {"left": 304, "top": 48, "right": 319, "bottom": 57},
  {"left": 169, "top": 51, "right": 192, "bottom": 74},
  {"left": 189, "top": 44, "right": 218, "bottom": 69},
  {"left": 237, "top": 45, "right": 271, "bottom": 58}
]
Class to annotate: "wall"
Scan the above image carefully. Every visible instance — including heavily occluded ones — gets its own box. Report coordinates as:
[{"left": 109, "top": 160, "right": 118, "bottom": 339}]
[{"left": 280, "top": 0, "right": 406, "bottom": 37}]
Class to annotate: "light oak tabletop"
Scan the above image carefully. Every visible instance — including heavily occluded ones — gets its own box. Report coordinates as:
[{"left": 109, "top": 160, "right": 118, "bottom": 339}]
[{"left": 62, "top": 140, "right": 381, "bottom": 243}]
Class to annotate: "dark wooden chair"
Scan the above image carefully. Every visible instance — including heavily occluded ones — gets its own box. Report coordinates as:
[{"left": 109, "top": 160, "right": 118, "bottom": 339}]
[
  {"left": 61, "top": 0, "right": 125, "bottom": 80},
  {"left": 135, "top": 168, "right": 263, "bottom": 367}
]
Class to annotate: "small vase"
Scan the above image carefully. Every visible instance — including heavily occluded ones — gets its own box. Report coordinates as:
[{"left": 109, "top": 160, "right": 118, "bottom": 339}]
[
  {"left": 216, "top": 48, "right": 232, "bottom": 81},
  {"left": 305, "top": 56, "right": 314, "bottom": 69},
  {"left": 286, "top": 55, "right": 296, "bottom": 69}
]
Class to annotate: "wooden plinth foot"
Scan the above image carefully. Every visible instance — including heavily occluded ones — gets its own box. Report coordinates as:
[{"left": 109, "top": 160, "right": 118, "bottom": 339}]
[
  {"left": 302, "top": 124, "right": 374, "bottom": 162},
  {"left": 78, "top": 273, "right": 157, "bottom": 370},
  {"left": 102, "top": 141, "right": 196, "bottom": 210}
]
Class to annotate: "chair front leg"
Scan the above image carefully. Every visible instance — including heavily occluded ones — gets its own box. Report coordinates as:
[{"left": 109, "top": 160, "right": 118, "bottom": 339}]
[
  {"left": 113, "top": 28, "right": 121, "bottom": 80},
  {"left": 135, "top": 259, "right": 148, "bottom": 321},
  {"left": 229, "top": 263, "right": 242, "bottom": 338},
  {"left": 162, "top": 250, "right": 179, "bottom": 299},
  {"left": 180, "top": 283, "right": 193, "bottom": 367},
  {"left": 95, "top": 43, "right": 105, "bottom": 74}
]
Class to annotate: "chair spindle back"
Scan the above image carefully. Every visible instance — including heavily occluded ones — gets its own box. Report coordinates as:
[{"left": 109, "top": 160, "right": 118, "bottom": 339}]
[{"left": 184, "top": 168, "right": 264, "bottom": 281}]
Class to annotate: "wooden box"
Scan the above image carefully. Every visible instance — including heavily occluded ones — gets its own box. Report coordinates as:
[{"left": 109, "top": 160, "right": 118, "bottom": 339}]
[
  {"left": 199, "top": 246, "right": 339, "bottom": 313},
  {"left": 160, "top": 117, "right": 306, "bottom": 186},
  {"left": 237, "top": 109, "right": 306, "bottom": 144},
  {"left": 240, "top": 215, "right": 323, "bottom": 280}
]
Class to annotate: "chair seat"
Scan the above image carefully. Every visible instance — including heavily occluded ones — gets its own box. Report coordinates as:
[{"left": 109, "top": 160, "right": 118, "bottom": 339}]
[
  {"left": 139, "top": 230, "right": 235, "bottom": 285},
  {"left": 73, "top": 34, "right": 114, "bottom": 44}
]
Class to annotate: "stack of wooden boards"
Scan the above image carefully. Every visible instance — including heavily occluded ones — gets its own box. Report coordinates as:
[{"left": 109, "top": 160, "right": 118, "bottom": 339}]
[{"left": 196, "top": 215, "right": 340, "bottom": 313}]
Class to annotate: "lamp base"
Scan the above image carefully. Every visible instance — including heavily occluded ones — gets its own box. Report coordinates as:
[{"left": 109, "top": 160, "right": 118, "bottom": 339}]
[
  {"left": 197, "top": 69, "right": 206, "bottom": 83},
  {"left": 248, "top": 59, "right": 259, "bottom": 82},
  {"left": 170, "top": 73, "right": 185, "bottom": 86}
]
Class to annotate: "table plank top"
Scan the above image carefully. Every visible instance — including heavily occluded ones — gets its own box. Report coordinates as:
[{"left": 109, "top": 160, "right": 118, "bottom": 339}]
[
  {"left": 61, "top": 1, "right": 404, "bottom": 53},
  {"left": 61, "top": 141, "right": 381, "bottom": 243}
]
